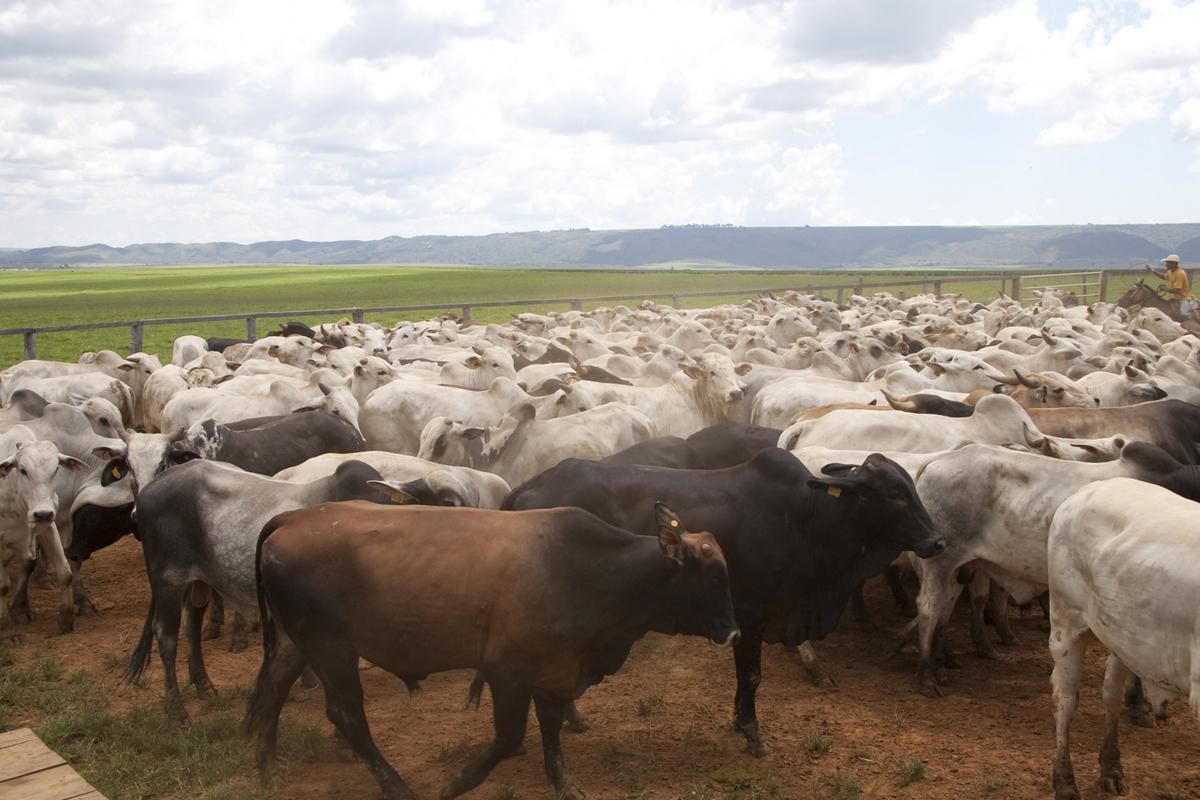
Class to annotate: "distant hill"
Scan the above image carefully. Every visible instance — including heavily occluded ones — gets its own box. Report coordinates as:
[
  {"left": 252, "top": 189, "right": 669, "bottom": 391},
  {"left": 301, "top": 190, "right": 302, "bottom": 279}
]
[{"left": 3, "top": 224, "right": 1198, "bottom": 269}]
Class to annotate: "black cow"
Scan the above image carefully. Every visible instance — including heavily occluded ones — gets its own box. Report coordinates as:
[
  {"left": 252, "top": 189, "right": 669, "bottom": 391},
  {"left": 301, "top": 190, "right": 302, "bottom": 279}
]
[
  {"left": 504, "top": 448, "right": 943, "bottom": 754},
  {"left": 205, "top": 337, "right": 253, "bottom": 352},
  {"left": 186, "top": 410, "right": 365, "bottom": 476},
  {"left": 604, "top": 421, "right": 781, "bottom": 469}
]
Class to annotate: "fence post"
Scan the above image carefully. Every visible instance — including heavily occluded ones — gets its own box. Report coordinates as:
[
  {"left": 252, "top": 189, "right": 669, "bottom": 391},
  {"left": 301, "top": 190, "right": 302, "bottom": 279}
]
[
  {"left": 351, "top": 308, "right": 364, "bottom": 324},
  {"left": 855, "top": 279, "right": 864, "bottom": 297},
  {"left": 836, "top": 286, "right": 844, "bottom": 305},
  {"left": 1098, "top": 271, "right": 1109, "bottom": 302},
  {"left": 23, "top": 331, "right": 36, "bottom": 360},
  {"left": 1012, "top": 275, "right": 1023, "bottom": 303},
  {"left": 897, "top": 290, "right": 906, "bottom": 301},
  {"left": 933, "top": 280, "right": 943, "bottom": 297},
  {"left": 671, "top": 295, "right": 680, "bottom": 309},
  {"left": 246, "top": 315, "right": 257, "bottom": 340},
  {"left": 570, "top": 299, "right": 582, "bottom": 311},
  {"left": 461, "top": 304, "right": 473, "bottom": 324},
  {"left": 999, "top": 273, "right": 1007, "bottom": 297},
  {"left": 922, "top": 279, "right": 928, "bottom": 294},
  {"left": 129, "top": 322, "right": 144, "bottom": 355}
]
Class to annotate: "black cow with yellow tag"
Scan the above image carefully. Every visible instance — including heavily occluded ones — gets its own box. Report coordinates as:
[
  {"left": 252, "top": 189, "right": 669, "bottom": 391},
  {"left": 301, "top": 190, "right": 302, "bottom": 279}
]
[{"left": 502, "top": 447, "right": 942, "bottom": 756}]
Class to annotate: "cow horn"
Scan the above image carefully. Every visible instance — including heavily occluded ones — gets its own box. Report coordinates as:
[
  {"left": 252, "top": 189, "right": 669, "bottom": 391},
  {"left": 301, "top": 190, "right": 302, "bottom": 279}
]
[
  {"left": 882, "top": 390, "right": 918, "bottom": 412},
  {"left": 167, "top": 426, "right": 188, "bottom": 443},
  {"left": 1016, "top": 369, "right": 1039, "bottom": 388},
  {"left": 1021, "top": 423, "right": 1051, "bottom": 453},
  {"left": 1040, "top": 330, "right": 1058, "bottom": 346}
]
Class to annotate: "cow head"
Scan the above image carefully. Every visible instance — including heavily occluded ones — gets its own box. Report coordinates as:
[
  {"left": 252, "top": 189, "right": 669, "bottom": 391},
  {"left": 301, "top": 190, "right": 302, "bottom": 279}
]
[
  {"left": 0, "top": 440, "right": 87, "bottom": 535},
  {"left": 653, "top": 502, "right": 740, "bottom": 647},
  {"left": 680, "top": 353, "right": 749, "bottom": 416},
  {"left": 993, "top": 370, "right": 1095, "bottom": 408},
  {"left": 367, "top": 468, "right": 480, "bottom": 508},
  {"left": 92, "top": 426, "right": 200, "bottom": 493},
  {"left": 807, "top": 454, "right": 944, "bottom": 558}
]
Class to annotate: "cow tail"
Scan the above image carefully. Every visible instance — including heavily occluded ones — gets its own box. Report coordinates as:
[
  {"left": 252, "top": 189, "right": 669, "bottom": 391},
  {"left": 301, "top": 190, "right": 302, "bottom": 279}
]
[
  {"left": 123, "top": 595, "right": 155, "bottom": 684},
  {"left": 245, "top": 515, "right": 283, "bottom": 736},
  {"left": 464, "top": 671, "right": 487, "bottom": 710}
]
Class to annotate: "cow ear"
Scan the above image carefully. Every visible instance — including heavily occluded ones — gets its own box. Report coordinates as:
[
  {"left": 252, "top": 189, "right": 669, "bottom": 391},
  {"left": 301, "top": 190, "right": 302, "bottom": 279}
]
[
  {"left": 680, "top": 363, "right": 703, "bottom": 380},
  {"left": 168, "top": 448, "right": 200, "bottom": 465},
  {"left": 734, "top": 361, "right": 752, "bottom": 376},
  {"left": 354, "top": 364, "right": 366, "bottom": 377},
  {"left": 459, "top": 426, "right": 487, "bottom": 440},
  {"left": 464, "top": 355, "right": 483, "bottom": 369},
  {"left": 100, "top": 459, "right": 130, "bottom": 486},
  {"left": 0, "top": 456, "right": 16, "bottom": 478},
  {"left": 368, "top": 478, "right": 434, "bottom": 505},
  {"left": 654, "top": 501, "right": 687, "bottom": 566},
  {"left": 92, "top": 445, "right": 123, "bottom": 461},
  {"left": 59, "top": 455, "right": 89, "bottom": 472}
]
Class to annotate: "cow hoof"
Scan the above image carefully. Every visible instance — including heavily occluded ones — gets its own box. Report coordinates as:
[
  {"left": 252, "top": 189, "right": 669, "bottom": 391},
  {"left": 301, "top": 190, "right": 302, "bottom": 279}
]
[
  {"left": 0, "top": 626, "right": 17, "bottom": 643},
  {"left": 919, "top": 678, "right": 945, "bottom": 698},
  {"left": 56, "top": 610, "right": 75, "bottom": 634},
  {"left": 11, "top": 603, "right": 31, "bottom": 623},
  {"left": 855, "top": 618, "right": 878, "bottom": 633},
  {"left": 942, "top": 651, "right": 962, "bottom": 669},
  {"left": 809, "top": 673, "right": 836, "bottom": 689},
  {"left": 566, "top": 712, "right": 590, "bottom": 734},
  {"left": 975, "top": 645, "right": 999, "bottom": 660},
  {"left": 1100, "top": 771, "right": 1127, "bottom": 795},
  {"left": 202, "top": 623, "right": 222, "bottom": 641},
  {"left": 165, "top": 697, "right": 189, "bottom": 725},
  {"left": 195, "top": 682, "right": 217, "bottom": 699},
  {"left": 228, "top": 637, "right": 248, "bottom": 654},
  {"left": 999, "top": 634, "right": 1019, "bottom": 647},
  {"left": 1128, "top": 710, "right": 1155, "bottom": 729},
  {"left": 746, "top": 738, "right": 769, "bottom": 757},
  {"left": 74, "top": 597, "right": 98, "bottom": 616}
]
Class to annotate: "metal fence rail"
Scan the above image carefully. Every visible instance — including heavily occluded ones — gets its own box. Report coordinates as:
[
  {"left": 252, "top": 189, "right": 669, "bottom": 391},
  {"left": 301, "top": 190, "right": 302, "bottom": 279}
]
[
  {"left": 0, "top": 268, "right": 1150, "bottom": 360},
  {"left": 1018, "top": 270, "right": 1103, "bottom": 304}
]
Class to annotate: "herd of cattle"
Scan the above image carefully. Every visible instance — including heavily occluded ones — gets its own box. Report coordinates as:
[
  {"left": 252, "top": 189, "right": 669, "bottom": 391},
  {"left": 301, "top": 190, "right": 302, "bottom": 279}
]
[{"left": 2, "top": 287, "right": 1199, "bottom": 800}]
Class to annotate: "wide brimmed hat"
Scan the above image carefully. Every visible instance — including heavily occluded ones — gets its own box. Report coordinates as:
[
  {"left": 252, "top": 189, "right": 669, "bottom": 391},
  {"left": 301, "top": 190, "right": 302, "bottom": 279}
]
[{"left": 1162, "top": 254, "right": 1181, "bottom": 264}]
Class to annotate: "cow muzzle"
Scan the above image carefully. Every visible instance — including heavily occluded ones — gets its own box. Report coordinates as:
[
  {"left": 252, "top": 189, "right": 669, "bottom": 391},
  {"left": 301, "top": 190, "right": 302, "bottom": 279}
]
[
  {"left": 711, "top": 627, "right": 742, "bottom": 647},
  {"left": 916, "top": 536, "right": 946, "bottom": 558},
  {"left": 31, "top": 510, "right": 55, "bottom": 523}
]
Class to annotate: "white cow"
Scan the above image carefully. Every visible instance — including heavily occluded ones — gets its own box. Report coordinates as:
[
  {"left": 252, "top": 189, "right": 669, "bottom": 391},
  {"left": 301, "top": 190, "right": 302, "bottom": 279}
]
[
  {"left": 274, "top": 451, "right": 510, "bottom": 509},
  {"left": 420, "top": 401, "right": 657, "bottom": 487},
  {"left": 0, "top": 428, "right": 89, "bottom": 634},
  {"left": 1047, "top": 478, "right": 1200, "bottom": 800}
]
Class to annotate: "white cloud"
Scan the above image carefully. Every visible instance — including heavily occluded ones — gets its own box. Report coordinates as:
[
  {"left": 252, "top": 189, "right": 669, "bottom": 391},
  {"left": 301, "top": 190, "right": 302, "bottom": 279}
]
[{"left": 0, "top": 0, "right": 1198, "bottom": 246}]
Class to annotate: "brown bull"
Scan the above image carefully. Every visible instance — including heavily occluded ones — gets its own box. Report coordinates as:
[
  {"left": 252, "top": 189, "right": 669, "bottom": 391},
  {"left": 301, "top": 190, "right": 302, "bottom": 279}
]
[{"left": 245, "top": 501, "right": 739, "bottom": 800}]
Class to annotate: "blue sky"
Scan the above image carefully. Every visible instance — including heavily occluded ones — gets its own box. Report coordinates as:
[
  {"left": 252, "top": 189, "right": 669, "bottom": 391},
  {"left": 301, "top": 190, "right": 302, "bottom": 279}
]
[{"left": 0, "top": 0, "right": 1197, "bottom": 247}]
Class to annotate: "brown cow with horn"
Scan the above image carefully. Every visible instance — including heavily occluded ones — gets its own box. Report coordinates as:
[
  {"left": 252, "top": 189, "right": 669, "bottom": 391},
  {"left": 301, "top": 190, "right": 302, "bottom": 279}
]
[{"left": 245, "top": 500, "right": 739, "bottom": 800}]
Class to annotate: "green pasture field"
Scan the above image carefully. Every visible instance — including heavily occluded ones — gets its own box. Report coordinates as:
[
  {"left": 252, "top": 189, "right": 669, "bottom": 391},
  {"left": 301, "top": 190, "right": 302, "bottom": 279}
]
[{"left": 0, "top": 265, "right": 1143, "bottom": 368}]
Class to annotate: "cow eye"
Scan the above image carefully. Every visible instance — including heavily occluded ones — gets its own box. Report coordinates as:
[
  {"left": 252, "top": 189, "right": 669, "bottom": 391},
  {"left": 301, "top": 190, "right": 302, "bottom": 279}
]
[
  {"left": 19, "top": 467, "right": 27, "bottom": 476},
  {"left": 973, "top": 365, "right": 984, "bottom": 370}
]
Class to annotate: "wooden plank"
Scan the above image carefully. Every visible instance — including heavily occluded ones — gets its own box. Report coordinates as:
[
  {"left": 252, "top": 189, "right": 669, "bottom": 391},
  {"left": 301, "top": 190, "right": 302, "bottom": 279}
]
[
  {"left": 0, "top": 763, "right": 96, "bottom": 800},
  {"left": 0, "top": 729, "right": 37, "bottom": 749},
  {"left": 0, "top": 738, "right": 64, "bottom": 781}
]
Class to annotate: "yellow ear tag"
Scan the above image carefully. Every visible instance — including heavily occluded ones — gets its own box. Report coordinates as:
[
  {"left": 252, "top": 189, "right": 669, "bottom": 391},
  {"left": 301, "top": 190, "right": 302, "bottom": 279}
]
[
  {"left": 670, "top": 519, "right": 679, "bottom": 527},
  {"left": 827, "top": 486, "right": 842, "bottom": 498},
  {"left": 390, "top": 491, "right": 410, "bottom": 502},
  {"left": 111, "top": 465, "right": 122, "bottom": 479}
]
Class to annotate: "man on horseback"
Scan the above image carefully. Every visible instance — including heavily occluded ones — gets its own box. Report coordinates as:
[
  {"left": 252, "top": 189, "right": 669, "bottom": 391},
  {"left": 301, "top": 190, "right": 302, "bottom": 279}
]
[{"left": 1145, "top": 255, "right": 1195, "bottom": 320}]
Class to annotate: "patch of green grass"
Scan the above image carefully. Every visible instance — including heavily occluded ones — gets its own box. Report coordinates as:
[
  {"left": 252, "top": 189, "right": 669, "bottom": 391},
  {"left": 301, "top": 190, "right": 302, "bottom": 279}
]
[
  {"left": 438, "top": 739, "right": 474, "bottom": 763},
  {"left": 804, "top": 731, "right": 833, "bottom": 755},
  {"left": 0, "top": 264, "right": 1047, "bottom": 367},
  {"left": 636, "top": 692, "right": 666, "bottom": 716},
  {"left": 979, "top": 774, "right": 1008, "bottom": 793},
  {"left": 815, "top": 771, "right": 863, "bottom": 800},
  {"left": 706, "top": 764, "right": 780, "bottom": 798},
  {"left": 895, "top": 758, "right": 927, "bottom": 786}
]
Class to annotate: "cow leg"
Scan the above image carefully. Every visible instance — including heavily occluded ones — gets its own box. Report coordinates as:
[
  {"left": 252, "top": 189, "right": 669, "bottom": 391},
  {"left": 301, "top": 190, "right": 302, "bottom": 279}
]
[
  {"left": 69, "top": 559, "right": 98, "bottom": 616},
  {"left": 989, "top": 582, "right": 1018, "bottom": 646},
  {"left": 850, "top": 581, "right": 876, "bottom": 631},
  {"left": 314, "top": 645, "right": 413, "bottom": 800},
  {"left": 1124, "top": 678, "right": 1155, "bottom": 728},
  {"left": 794, "top": 641, "right": 834, "bottom": 688},
  {"left": 885, "top": 565, "right": 916, "bottom": 615},
  {"left": 967, "top": 573, "right": 998, "bottom": 659},
  {"left": 203, "top": 593, "right": 225, "bottom": 641},
  {"left": 1049, "top": 614, "right": 1087, "bottom": 800},
  {"left": 152, "top": 589, "right": 187, "bottom": 722},
  {"left": 184, "top": 583, "right": 216, "bottom": 697},
  {"left": 229, "top": 610, "right": 249, "bottom": 653},
  {"left": 35, "top": 524, "right": 75, "bottom": 634},
  {"left": 246, "top": 632, "right": 312, "bottom": 784},
  {"left": 442, "top": 678, "right": 531, "bottom": 799},
  {"left": 915, "top": 563, "right": 962, "bottom": 696},
  {"left": 534, "top": 696, "right": 579, "bottom": 798},
  {"left": 1099, "top": 655, "right": 1129, "bottom": 796},
  {"left": 564, "top": 701, "right": 589, "bottom": 733},
  {"left": 0, "top": 556, "right": 16, "bottom": 637},
  {"left": 11, "top": 558, "right": 34, "bottom": 623},
  {"left": 732, "top": 630, "right": 767, "bottom": 756}
]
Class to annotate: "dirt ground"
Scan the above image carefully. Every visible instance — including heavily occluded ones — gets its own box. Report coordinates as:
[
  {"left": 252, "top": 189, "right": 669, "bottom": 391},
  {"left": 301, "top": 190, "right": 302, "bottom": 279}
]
[{"left": 4, "top": 535, "right": 1199, "bottom": 800}]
